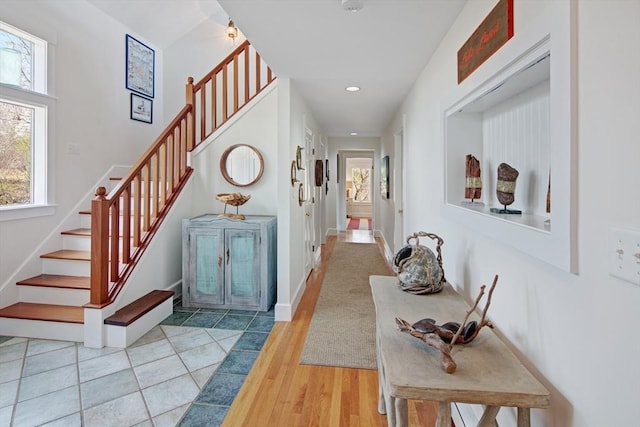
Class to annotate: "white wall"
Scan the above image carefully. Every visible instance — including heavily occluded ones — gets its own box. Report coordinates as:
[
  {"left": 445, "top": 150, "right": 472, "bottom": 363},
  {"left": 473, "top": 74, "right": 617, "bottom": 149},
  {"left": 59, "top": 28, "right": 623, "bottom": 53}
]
[
  {"left": 163, "top": 20, "right": 246, "bottom": 120},
  {"left": 383, "top": 1, "right": 640, "bottom": 426},
  {"left": 0, "top": 1, "right": 163, "bottom": 293},
  {"left": 188, "top": 87, "right": 278, "bottom": 217},
  {"left": 274, "top": 78, "right": 321, "bottom": 321}
]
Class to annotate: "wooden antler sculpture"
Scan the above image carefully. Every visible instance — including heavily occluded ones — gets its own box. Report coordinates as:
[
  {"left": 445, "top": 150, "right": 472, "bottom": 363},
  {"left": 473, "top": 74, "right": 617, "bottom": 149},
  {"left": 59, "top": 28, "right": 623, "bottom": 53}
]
[
  {"left": 395, "top": 318, "right": 457, "bottom": 373},
  {"left": 396, "top": 274, "right": 499, "bottom": 373}
]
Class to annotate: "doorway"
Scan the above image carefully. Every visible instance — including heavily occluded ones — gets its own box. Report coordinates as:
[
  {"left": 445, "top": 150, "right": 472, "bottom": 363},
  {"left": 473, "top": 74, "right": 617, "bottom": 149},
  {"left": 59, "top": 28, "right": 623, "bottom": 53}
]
[{"left": 344, "top": 156, "right": 373, "bottom": 232}]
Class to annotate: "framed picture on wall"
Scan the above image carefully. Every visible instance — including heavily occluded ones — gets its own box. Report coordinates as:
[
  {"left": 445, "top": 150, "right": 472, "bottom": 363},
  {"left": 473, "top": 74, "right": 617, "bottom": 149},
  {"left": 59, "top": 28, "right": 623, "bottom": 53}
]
[
  {"left": 126, "top": 34, "right": 155, "bottom": 98},
  {"left": 380, "top": 155, "right": 390, "bottom": 199},
  {"left": 130, "top": 93, "right": 153, "bottom": 123}
]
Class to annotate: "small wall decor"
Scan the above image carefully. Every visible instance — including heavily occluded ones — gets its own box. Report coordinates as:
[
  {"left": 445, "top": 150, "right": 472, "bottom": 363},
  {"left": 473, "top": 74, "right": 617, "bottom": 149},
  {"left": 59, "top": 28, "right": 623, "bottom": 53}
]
[
  {"left": 457, "top": 0, "right": 514, "bottom": 84},
  {"left": 130, "top": 93, "right": 152, "bottom": 124},
  {"left": 315, "top": 159, "right": 324, "bottom": 187},
  {"left": 126, "top": 34, "right": 155, "bottom": 98},
  {"left": 380, "top": 155, "right": 390, "bottom": 199},
  {"left": 296, "top": 146, "right": 304, "bottom": 170},
  {"left": 298, "top": 183, "right": 305, "bottom": 207},
  {"left": 325, "top": 159, "right": 330, "bottom": 181},
  {"left": 290, "top": 160, "right": 299, "bottom": 187},
  {"left": 220, "top": 144, "right": 264, "bottom": 187}
]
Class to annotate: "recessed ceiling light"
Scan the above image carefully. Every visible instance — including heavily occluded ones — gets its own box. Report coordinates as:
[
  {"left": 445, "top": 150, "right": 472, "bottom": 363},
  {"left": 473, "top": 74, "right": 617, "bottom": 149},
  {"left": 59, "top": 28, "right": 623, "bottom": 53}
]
[
  {"left": 342, "top": 0, "right": 364, "bottom": 12},
  {"left": 345, "top": 86, "right": 360, "bottom": 92},
  {"left": 350, "top": 132, "right": 358, "bottom": 136}
]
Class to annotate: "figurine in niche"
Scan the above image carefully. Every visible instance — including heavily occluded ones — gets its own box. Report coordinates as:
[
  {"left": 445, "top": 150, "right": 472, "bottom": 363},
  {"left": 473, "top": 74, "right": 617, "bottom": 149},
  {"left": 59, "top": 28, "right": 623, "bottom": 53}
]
[
  {"left": 489, "top": 162, "right": 522, "bottom": 214},
  {"left": 463, "top": 154, "right": 482, "bottom": 203}
]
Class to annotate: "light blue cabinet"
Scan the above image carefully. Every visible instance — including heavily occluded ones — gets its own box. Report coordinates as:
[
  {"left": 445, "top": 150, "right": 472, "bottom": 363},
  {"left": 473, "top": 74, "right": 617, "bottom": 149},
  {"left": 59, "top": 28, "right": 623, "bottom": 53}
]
[{"left": 182, "top": 214, "right": 277, "bottom": 311}]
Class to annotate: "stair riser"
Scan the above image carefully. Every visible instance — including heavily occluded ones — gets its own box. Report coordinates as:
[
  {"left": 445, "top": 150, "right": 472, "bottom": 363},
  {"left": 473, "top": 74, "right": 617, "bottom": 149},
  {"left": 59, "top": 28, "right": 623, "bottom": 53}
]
[
  {"left": 62, "top": 235, "right": 135, "bottom": 252},
  {"left": 0, "top": 318, "right": 84, "bottom": 342},
  {"left": 78, "top": 215, "right": 152, "bottom": 235},
  {"left": 18, "top": 286, "right": 90, "bottom": 306},
  {"left": 62, "top": 235, "right": 91, "bottom": 251},
  {"left": 42, "top": 259, "right": 90, "bottom": 276},
  {"left": 103, "top": 298, "right": 173, "bottom": 348}
]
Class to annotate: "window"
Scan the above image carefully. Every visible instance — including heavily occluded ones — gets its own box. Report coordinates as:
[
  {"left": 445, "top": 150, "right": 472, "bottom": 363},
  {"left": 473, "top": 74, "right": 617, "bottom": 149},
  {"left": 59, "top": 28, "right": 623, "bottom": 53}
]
[
  {"left": 0, "top": 20, "right": 52, "bottom": 219},
  {"left": 351, "top": 168, "right": 370, "bottom": 201}
]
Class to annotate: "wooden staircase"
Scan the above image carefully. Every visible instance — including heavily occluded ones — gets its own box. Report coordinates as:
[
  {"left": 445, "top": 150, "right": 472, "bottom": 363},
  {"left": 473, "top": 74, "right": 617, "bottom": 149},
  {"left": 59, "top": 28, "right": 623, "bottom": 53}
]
[
  {"left": 0, "top": 210, "right": 92, "bottom": 341},
  {"left": 0, "top": 40, "right": 275, "bottom": 347},
  {"left": 0, "top": 182, "right": 173, "bottom": 345}
]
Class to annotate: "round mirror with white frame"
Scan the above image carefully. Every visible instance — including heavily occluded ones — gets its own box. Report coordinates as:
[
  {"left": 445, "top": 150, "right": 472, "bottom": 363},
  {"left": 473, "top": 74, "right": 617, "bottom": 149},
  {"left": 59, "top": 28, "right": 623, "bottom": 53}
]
[{"left": 220, "top": 144, "right": 264, "bottom": 187}]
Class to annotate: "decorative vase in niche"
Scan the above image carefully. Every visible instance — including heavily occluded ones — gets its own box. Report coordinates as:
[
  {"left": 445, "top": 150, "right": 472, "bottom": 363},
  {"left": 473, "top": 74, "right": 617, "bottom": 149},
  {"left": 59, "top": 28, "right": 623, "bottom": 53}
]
[
  {"left": 490, "top": 162, "right": 522, "bottom": 214},
  {"left": 464, "top": 154, "right": 482, "bottom": 202}
]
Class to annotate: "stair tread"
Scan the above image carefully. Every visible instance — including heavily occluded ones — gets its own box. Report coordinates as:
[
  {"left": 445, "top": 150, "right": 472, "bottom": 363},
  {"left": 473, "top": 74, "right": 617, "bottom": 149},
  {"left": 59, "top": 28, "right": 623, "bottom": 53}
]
[
  {"left": 0, "top": 302, "right": 84, "bottom": 324},
  {"left": 104, "top": 290, "right": 173, "bottom": 326},
  {"left": 61, "top": 228, "right": 91, "bottom": 236},
  {"left": 40, "top": 250, "right": 90, "bottom": 261},
  {"left": 17, "top": 274, "right": 90, "bottom": 290}
]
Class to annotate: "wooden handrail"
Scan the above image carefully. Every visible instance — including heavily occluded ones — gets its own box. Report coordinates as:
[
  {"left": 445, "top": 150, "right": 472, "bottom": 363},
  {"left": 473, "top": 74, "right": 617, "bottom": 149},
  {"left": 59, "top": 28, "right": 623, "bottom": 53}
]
[
  {"left": 89, "top": 41, "right": 275, "bottom": 307},
  {"left": 186, "top": 40, "right": 276, "bottom": 148}
]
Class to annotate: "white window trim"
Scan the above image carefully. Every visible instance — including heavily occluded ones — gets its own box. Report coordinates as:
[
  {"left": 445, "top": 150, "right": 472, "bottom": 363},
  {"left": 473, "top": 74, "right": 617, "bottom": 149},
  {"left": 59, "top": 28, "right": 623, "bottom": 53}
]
[{"left": 0, "top": 21, "right": 55, "bottom": 222}]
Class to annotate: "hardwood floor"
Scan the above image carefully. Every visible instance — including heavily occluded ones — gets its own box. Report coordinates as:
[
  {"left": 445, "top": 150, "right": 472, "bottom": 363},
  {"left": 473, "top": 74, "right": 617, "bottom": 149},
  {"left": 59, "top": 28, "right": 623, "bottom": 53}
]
[{"left": 223, "top": 231, "right": 440, "bottom": 427}]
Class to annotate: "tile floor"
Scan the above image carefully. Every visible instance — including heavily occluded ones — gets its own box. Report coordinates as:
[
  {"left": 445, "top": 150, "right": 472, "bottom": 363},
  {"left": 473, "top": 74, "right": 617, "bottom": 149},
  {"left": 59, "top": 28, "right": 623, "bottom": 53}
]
[{"left": 0, "top": 298, "right": 274, "bottom": 427}]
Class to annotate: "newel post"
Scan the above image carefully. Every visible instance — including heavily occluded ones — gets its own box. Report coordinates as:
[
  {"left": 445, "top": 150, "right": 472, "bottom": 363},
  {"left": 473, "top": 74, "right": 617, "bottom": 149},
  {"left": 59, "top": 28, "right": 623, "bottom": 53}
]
[
  {"left": 90, "top": 186, "right": 109, "bottom": 306},
  {"left": 185, "top": 77, "right": 195, "bottom": 151}
]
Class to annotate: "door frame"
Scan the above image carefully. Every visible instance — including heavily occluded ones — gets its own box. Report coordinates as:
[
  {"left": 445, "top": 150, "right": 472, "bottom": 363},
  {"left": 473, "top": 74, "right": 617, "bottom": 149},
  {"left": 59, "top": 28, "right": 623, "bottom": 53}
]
[
  {"left": 393, "top": 122, "right": 406, "bottom": 253},
  {"left": 338, "top": 150, "right": 375, "bottom": 231}
]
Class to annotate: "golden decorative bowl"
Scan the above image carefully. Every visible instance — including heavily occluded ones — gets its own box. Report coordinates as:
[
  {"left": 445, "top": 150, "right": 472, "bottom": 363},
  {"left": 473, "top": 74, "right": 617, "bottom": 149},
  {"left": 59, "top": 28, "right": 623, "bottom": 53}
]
[{"left": 216, "top": 193, "right": 251, "bottom": 219}]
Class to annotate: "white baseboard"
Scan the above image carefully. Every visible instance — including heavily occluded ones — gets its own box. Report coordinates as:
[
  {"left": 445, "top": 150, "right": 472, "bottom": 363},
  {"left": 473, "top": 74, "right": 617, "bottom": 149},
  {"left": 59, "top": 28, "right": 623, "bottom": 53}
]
[{"left": 0, "top": 318, "right": 84, "bottom": 343}]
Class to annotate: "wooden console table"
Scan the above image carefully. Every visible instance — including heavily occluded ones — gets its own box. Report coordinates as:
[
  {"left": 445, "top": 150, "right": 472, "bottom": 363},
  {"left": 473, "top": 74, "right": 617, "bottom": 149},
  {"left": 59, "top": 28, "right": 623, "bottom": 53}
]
[{"left": 369, "top": 275, "right": 549, "bottom": 427}]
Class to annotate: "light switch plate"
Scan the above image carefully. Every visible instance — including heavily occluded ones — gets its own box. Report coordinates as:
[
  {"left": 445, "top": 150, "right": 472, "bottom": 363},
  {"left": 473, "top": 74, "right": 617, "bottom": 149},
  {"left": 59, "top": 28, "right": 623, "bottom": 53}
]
[{"left": 609, "top": 228, "right": 640, "bottom": 286}]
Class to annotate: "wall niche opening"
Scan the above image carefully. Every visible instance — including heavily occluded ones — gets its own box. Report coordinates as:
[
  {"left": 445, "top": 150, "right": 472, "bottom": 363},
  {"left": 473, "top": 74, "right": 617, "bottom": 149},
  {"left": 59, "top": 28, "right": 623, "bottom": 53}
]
[{"left": 443, "top": 35, "right": 576, "bottom": 273}]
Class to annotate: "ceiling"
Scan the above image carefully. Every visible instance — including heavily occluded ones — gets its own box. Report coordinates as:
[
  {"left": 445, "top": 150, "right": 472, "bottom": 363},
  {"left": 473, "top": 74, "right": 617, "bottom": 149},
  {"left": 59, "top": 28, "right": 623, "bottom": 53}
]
[{"left": 88, "top": 0, "right": 467, "bottom": 137}]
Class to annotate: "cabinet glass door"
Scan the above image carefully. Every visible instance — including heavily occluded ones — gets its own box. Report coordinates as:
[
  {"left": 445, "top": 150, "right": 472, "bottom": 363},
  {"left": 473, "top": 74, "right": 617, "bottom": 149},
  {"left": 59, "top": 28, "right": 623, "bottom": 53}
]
[
  {"left": 226, "top": 229, "right": 261, "bottom": 306},
  {"left": 190, "top": 228, "right": 225, "bottom": 305}
]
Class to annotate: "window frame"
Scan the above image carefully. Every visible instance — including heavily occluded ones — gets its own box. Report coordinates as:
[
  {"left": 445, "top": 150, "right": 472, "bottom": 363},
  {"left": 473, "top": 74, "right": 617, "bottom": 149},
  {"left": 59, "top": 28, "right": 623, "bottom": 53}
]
[
  {"left": 351, "top": 167, "right": 371, "bottom": 202},
  {"left": 0, "top": 20, "right": 55, "bottom": 221}
]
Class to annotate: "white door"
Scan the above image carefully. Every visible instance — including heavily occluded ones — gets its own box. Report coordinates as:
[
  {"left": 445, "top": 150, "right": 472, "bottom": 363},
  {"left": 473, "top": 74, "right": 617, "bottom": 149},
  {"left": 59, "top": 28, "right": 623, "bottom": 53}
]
[
  {"left": 313, "top": 137, "right": 326, "bottom": 255},
  {"left": 393, "top": 129, "right": 405, "bottom": 253},
  {"left": 303, "top": 127, "right": 314, "bottom": 275}
]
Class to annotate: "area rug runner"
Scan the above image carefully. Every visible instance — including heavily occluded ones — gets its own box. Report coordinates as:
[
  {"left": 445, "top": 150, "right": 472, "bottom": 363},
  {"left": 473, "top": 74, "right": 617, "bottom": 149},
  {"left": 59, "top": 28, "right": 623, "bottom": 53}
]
[
  {"left": 300, "top": 241, "right": 393, "bottom": 369},
  {"left": 347, "top": 217, "right": 372, "bottom": 230}
]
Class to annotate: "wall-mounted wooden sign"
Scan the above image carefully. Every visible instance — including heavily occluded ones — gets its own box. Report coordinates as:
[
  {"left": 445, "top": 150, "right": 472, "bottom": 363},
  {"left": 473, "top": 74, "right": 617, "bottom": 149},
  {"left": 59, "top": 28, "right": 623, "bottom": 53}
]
[{"left": 457, "top": 0, "right": 514, "bottom": 84}]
